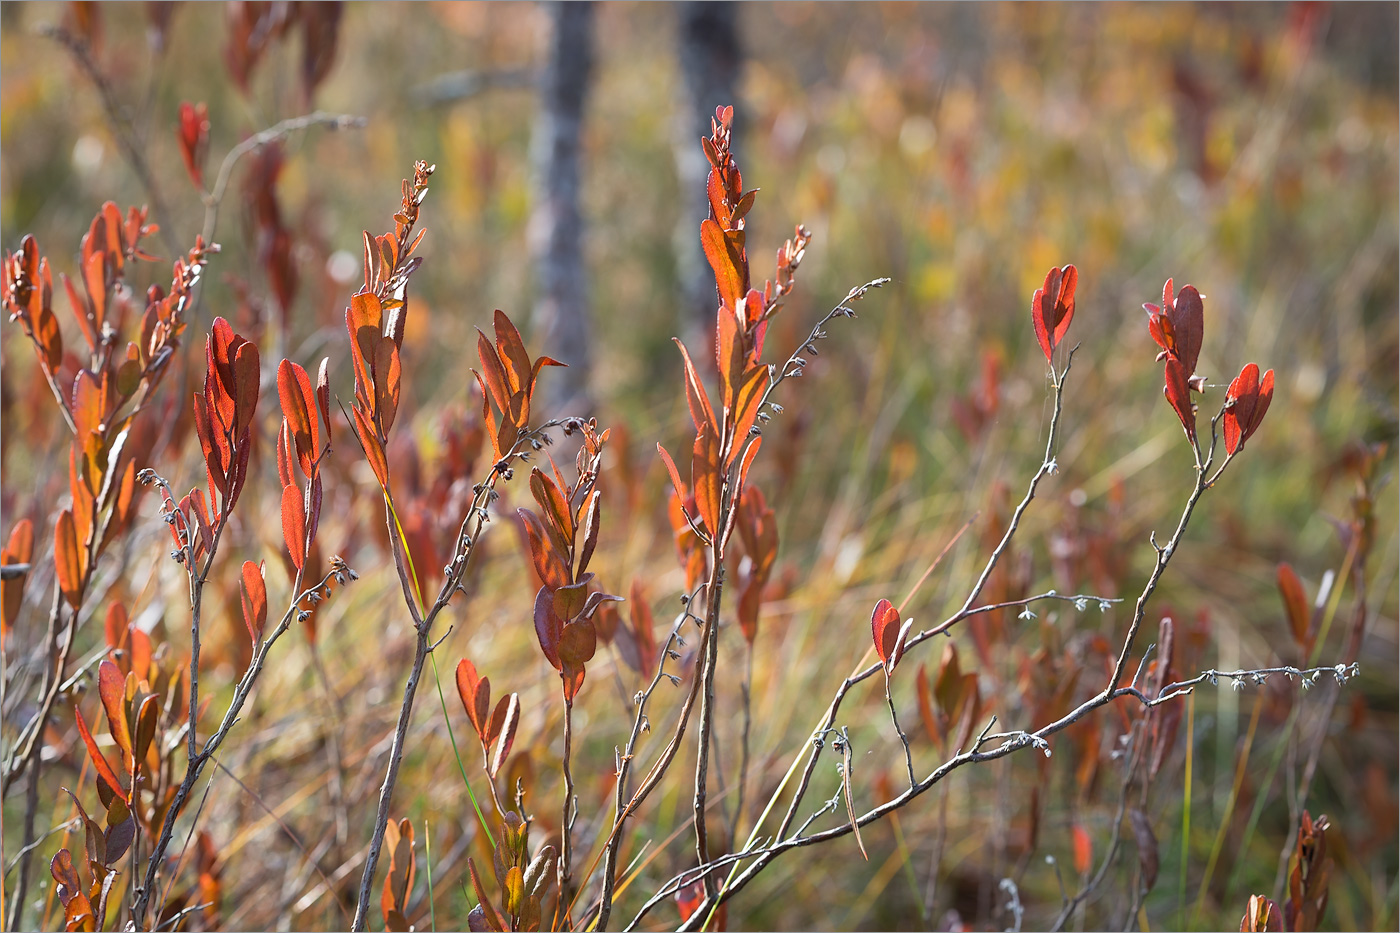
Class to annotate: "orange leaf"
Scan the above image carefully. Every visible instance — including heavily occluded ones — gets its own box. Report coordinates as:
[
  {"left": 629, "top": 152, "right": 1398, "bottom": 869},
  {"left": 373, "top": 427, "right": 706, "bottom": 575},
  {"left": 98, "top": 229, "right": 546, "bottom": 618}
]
[
  {"left": 674, "top": 339, "right": 717, "bottom": 440},
  {"left": 74, "top": 704, "right": 125, "bottom": 800},
  {"left": 352, "top": 407, "right": 390, "bottom": 489},
  {"left": 1277, "top": 564, "right": 1311, "bottom": 653},
  {"left": 240, "top": 560, "right": 267, "bottom": 643},
  {"left": 493, "top": 309, "right": 532, "bottom": 395},
  {"left": 519, "top": 509, "right": 569, "bottom": 590},
  {"left": 656, "top": 442, "right": 688, "bottom": 502},
  {"left": 1072, "top": 823, "right": 1093, "bottom": 875},
  {"left": 1, "top": 519, "right": 34, "bottom": 633},
  {"left": 727, "top": 364, "right": 769, "bottom": 469},
  {"left": 277, "top": 360, "right": 317, "bottom": 477},
  {"left": 97, "top": 659, "right": 131, "bottom": 763},
  {"left": 54, "top": 510, "right": 82, "bottom": 608},
  {"left": 701, "top": 217, "right": 745, "bottom": 314},
  {"left": 281, "top": 485, "right": 306, "bottom": 571},
  {"left": 692, "top": 426, "right": 721, "bottom": 539},
  {"left": 372, "top": 334, "right": 401, "bottom": 434}
]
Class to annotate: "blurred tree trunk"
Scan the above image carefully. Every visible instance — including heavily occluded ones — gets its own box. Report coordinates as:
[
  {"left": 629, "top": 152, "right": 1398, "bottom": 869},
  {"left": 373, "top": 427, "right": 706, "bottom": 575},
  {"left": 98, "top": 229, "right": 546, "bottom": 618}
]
[
  {"left": 673, "top": 1, "right": 741, "bottom": 342},
  {"left": 529, "top": 1, "right": 594, "bottom": 411}
]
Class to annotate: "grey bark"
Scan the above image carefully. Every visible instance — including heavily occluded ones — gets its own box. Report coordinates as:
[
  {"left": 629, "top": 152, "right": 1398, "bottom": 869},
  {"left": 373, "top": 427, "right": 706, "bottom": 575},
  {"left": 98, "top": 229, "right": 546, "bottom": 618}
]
[
  {"left": 529, "top": 1, "right": 594, "bottom": 411},
  {"left": 673, "top": 1, "right": 741, "bottom": 338}
]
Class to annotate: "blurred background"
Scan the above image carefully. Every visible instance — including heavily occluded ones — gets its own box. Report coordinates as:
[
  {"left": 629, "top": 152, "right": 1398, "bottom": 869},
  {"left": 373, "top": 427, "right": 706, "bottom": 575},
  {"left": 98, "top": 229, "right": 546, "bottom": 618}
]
[{"left": 1, "top": 3, "right": 1396, "bottom": 931}]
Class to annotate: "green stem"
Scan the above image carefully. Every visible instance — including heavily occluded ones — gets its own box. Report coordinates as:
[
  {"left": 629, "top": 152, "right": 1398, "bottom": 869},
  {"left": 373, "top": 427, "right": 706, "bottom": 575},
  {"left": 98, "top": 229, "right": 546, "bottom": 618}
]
[{"left": 428, "top": 651, "right": 496, "bottom": 850}]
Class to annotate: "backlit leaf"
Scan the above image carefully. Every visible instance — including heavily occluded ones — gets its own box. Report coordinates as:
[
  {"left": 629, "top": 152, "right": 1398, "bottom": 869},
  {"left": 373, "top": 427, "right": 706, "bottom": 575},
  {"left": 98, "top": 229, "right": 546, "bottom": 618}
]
[
  {"left": 281, "top": 484, "right": 306, "bottom": 571},
  {"left": 240, "top": 560, "right": 267, "bottom": 643}
]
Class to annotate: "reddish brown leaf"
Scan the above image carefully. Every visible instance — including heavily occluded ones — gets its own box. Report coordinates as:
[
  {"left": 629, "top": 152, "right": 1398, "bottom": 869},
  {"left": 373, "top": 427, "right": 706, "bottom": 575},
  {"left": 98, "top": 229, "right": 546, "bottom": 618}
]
[
  {"left": 1163, "top": 357, "right": 1196, "bottom": 443},
  {"left": 456, "top": 658, "right": 491, "bottom": 744},
  {"left": 529, "top": 468, "right": 574, "bottom": 557},
  {"left": 373, "top": 335, "right": 402, "bottom": 434},
  {"left": 468, "top": 858, "right": 506, "bottom": 932},
  {"left": 1129, "top": 809, "right": 1159, "bottom": 892},
  {"left": 487, "top": 694, "right": 520, "bottom": 779},
  {"left": 281, "top": 484, "right": 306, "bottom": 571},
  {"left": 493, "top": 309, "right": 532, "bottom": 396},
  {"left": 1241, "top": 895, "right": 1284, "bottom": 932},
  {"left": 519, "top": 509, "right": 569, "bottom": 590},
  {"left": 915, "top": 663, "right": 941, "bottom": 747},
  {"left": 476, "top": 331, "right": 512, "bottom": 419},
  {"left": 577, "top": 489, "right": 602, "bottom": 577},
  {"left": 1277, "top": 564, "right": 1311, "bottom": 653},
  {"left": 533, "top": 585, "right": 563, "bottom": 670}
]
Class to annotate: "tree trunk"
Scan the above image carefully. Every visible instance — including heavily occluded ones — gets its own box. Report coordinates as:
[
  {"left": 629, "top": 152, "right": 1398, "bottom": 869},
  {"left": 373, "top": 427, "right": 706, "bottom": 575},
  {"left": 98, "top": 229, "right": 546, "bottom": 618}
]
[
  {"left": 673, "top": 2, "right": 741, "bottom": 339},
  {"left": 529, "top": 0, "right": 594, "bottom": 412}
]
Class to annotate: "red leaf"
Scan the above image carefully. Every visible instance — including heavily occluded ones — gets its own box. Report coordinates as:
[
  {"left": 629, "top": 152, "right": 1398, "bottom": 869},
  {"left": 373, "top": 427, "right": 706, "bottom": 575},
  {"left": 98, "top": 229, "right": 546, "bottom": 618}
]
[
  {"left": 1223, "top": 363, "right": 1274, "bottom": 455},
  {"left": 177, "top": 101, "right": 210, "bottom": 188},
  {"left": 281, "top": 484, "right": 306, "bottom": 571},
  {"left": 240, "top": 560, "right": 267, "bottom": 643},
  {"left": 277, "top": 359, "right": 318, "bottom": 476},
  {"left": 1031, "top": 264, "right": 1077, "bottom": 363},
  {"left": 1163, "top": 357, "right": 1196, "bottom": 443},
  {"left": 871, "top": 598, "right": 901, "bottom": 670}
]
